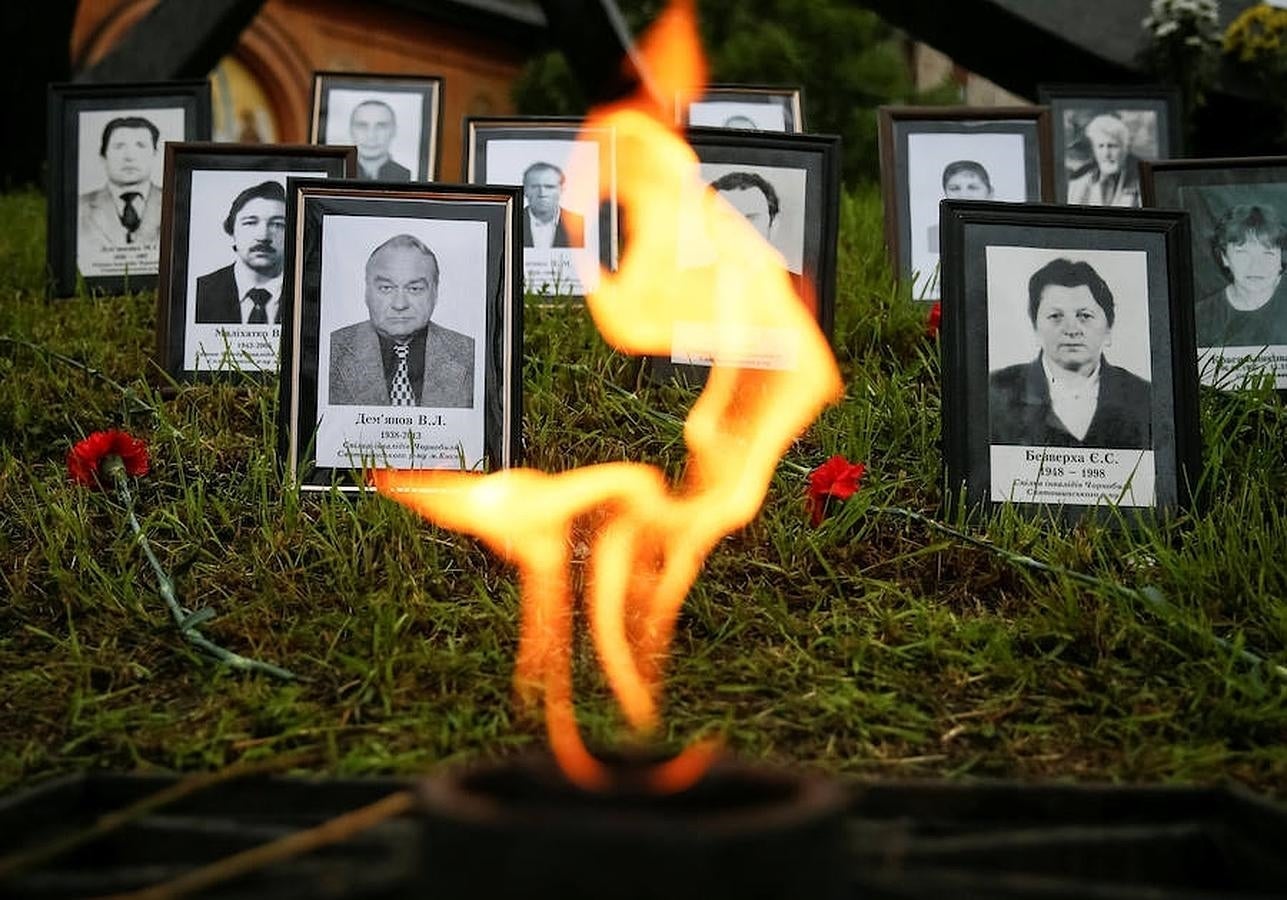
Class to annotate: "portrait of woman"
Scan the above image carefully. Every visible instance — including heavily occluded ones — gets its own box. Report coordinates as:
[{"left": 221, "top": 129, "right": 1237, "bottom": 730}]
[
  {"left": 989, "top": 257, "right": 1152, "bottom": 448},
  {"left": 1197, "top": 204, "right": 1287, "bottom": 348}
]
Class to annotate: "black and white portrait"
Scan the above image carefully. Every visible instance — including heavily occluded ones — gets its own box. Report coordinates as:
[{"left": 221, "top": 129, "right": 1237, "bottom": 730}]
[
  {"left": 484, "top": 138, "right": 602, "bottom": 295},
  {"left": 182, "top": 170, "right": 319, "bottom": 374},
  {"left": 682, "top": 87, "right": 803, "bottom": 133},
  {"left": 688, "top": 101, "right": 786, "bottom": 132},
  {"left": 75, "top": 107, "right": 185, "bottom": 278},
  {"left": 1041, "top": 86, "right": 1179, "bottom": 209},
  {"left": 1061, "top": 109, "right": 1157, "bottom": 208},
  {"left": 700, "top": 162, "right": 806, "bottom": 274},
  {"left": 1174, "top": 182, "right": 1287, "bottom": 389},
  {"left": 314, "top": 216, "right": 487, "bottom": 471},
  {"left": 906, "top": 132, "right": 1028, "bottom": 298},
  {"left": 311, "top": 74, "right": 442, "bottom": 182},
  {"left": 986, "top": 246, "right": 1155, "bottom": 507},
  {"left": 323, "top": 91, "right": 421, "bottom": 181},
  {"left": 877, "top": 108, "right": 1051, "bottom": 306}
]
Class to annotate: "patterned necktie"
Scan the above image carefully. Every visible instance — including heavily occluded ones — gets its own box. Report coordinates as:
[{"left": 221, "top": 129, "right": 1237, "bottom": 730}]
[
  {"left": 389, "top": 342, "right": 414, "bottom": 406},
  {"left": 120, "top": 192, "right": 142, "bottom": 242},
  {"left": 246, "top": 288, "right": 270, "bottom": 325}
]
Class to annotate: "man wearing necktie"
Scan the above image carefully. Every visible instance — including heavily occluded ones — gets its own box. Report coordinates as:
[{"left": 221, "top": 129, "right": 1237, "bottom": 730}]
[
  {"left": 77, "top": 116, "right": 165, "bottom": 273},
  {"left": 195, "top": 181, "right": 287, "bottom": 324},
  {"left": 327, "top": 234, "right": 475, "bottom": 408}
]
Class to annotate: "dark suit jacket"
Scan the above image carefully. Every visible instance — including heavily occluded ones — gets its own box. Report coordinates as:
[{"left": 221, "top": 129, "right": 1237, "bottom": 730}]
[
  {"left": 989, "top": 355, "right": 1152, "bottom": 448},
  {"left": 359, "top": 158, "right": 412, "bottom": 181},
  {"left": 194, "top": 264, "right": 282, "bottom": 324},
  {"left": 328, "top": 320, "right": 474, "bottom": 407},
  {"left": 523, "top": 208, "right": 585, "bottom": 248}
]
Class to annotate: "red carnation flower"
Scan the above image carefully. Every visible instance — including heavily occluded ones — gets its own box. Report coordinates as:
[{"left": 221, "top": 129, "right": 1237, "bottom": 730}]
[
  {"left": 806, "top": 454, "right": 866, "bottom": 526},
  {"left": 67, "top": 430, "right": 149, "bottom": 489},
  {"left": 926, "top": 301, "right": 942, "bottom": 339}
]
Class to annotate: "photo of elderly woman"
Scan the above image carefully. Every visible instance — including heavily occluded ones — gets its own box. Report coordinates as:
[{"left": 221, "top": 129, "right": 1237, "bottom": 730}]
[
  {"left": 1198, "top": 204, "right": 1287, "bottom": 349},
  {"left": 989, "top": 255, "right": 1152, "bottom": 449}
]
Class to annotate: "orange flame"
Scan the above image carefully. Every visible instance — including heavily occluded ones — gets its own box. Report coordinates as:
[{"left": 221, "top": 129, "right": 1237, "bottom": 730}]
[{"left": 375, "top": 0, "right": 842, "bottom": 791}]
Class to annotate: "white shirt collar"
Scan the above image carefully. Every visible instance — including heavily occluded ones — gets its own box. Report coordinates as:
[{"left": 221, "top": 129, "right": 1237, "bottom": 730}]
[
  {"left": 233, "top": 259, "right": 283, "bottom": 325},
  {"left": 107, "top": 181, "right": 154, "bottom": 214},
  {"left": 528, "top": 209, "right": 559, "bottom": 250},
  {"left": 1041, "top": 353, "right": 1101, "bottom": 441}
]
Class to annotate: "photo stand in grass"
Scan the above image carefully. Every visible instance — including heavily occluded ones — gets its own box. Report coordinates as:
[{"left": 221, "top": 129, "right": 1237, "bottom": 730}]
[
  {"left": 678, "top": 84, "right": 806, "bottom": 133},
  {"left": 877, "top": 105, "right": 1053, "bottom": 304},
  {"left": 1038, "top": 83, "right": 1182, "bottom": 208},
  {"left": 463, "top": 116, "right": 618, "bottom": 301},
  {"left": 939, "top": 201, "right": 1202, "bottom": 526},
  {"left": 46, "top": 80, "right": 211, "bottom": 298},
  {"left": 277, "top": 179, "right": 524, "bottom": 493},
  {"left": 645, "top": 127, "right": 841, "bottom": 386},
  {"left": 1141, "top": 156, "right": 1287, "bottom": 393},
  {"left": 154, "top": 142, "right": 356, "bottom": 385},
  {"left": 309, "top": 72, "right": 444, "bottom": 182}
]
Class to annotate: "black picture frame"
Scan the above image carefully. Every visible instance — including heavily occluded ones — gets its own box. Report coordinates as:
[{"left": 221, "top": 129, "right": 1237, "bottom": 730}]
[
  {"left": 463, "top": 116, "right": 618, "bottom": 300},
  {"left": 1038, "top": 83, "right": 1183, "bottom": 207},
  {"left": 154, "top": 142, "right": 356, "bottom": 385},
  {"left": 277, "top": 179, "right": 523, "bottom": 493},
  {"left": 645, "top": 127, "right": 841, "bottom": 384},
  {"left": 877, "top": 105, "right": 1054, "bottom": 303},
  {"left": 940, "top": 201, "right": 1202, "bottom": 526},
  {"left": 679, "top": 85, "right": 806, "bottom": 133},
  {"left": 309, "top": 72, "right": 444, "bottom": 182},
  {"left": 46, "top": 80, "right": 212, "bottom": 298},
  {"left": 1141, "top": 155, "right": 1287, "bottom": 392}
]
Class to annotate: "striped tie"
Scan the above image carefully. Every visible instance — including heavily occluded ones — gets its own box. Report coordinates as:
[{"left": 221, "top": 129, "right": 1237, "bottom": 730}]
[{"left": 390, "top": 343, "right": 414, "bottom": 406}]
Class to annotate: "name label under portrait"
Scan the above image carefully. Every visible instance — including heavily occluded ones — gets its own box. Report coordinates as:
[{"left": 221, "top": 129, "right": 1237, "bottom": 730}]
[
  {"left": 314, "top": 405, "right": 483, "bottom": 472},
  {"left": 990, "top": 445, "right": 1156, "bottom": 508},
  {"left": 186, "top": 324, "right": 280, "bottom": 373},
  {"left": 1199, "top": 344, "right": 1287, "bottom": 390}
]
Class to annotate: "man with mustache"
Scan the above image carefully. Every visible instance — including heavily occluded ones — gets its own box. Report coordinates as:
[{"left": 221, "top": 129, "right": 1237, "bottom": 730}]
[
  {"left": 77, "top": 116, "right": 164, "bottom": 266},
  {"left": 195, "top": 180, "right": 288, "bottom": 324}
]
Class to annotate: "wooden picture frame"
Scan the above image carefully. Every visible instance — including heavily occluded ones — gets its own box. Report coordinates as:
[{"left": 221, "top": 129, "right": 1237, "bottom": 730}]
[
  {"left": 309, "top": 72, "right": 444, "bottom": 182},
  {"left": 154, "top": 142, "right": 356, "bottom": 384},
  {"left": 46, "top": 80, "right": 211, "bottom": 297},
  {"left": 877, "top": 105, "right": 1053, "bottom": 303},
  {"left": 1038, "top": 83, "right": 1183, "bottom": 207},
  {"left": 1141, "top": 155, "right": 1287, "bottom": 392},
  {"left": 277, "top": 179, "right": 523, "bottom": 493},
  {"left": 940, "top": 201, "right": 1201, "bottom": 525}
]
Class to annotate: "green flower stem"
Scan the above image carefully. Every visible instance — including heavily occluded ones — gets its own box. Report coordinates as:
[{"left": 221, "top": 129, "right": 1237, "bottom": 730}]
[{"left": 108, "top": 458, "right": 298, "bottom": 682}]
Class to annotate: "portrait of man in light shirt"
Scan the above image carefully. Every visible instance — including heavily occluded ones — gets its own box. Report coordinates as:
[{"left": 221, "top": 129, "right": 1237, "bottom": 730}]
[
  {"left": 195, "top": 180, "right": 287, "bottom": 325},
  {"left": 521, "top": 161, "right": 585, "bottom": 249}
]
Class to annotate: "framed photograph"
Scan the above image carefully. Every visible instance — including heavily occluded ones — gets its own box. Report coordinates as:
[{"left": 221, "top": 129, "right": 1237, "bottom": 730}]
[
  {"left": 277, "top": 180, "right": 523, "bottom": 493},
  {"left": 464, "top": 116, "right": 616, "bottom": 298},
  {"left": 1039, "top": 84, "right": 1182, "bottom": 208},
  {"left": 309, "top": 72, "right": 443, "bottom": 182},
  {"left": 1142, "top": 156, "right": 1287, "bottom": 391},
  {"left": 47, "top": 80, "right": 211, "bottom": 297},
  {"left": 940, "top": 201, "right": 1201, "bottom": 525},
  {"left": 646, "top": 128, "right": 841, "bottom": 383},
  {"left": 878, "top": 106, "right": 1053, "bottom": 302},
  {"left": 154, "top": 143, "right": 356, "bottom": 384},
  {"left": 679, "top": 85, "right": 805, "bottom": 133}
]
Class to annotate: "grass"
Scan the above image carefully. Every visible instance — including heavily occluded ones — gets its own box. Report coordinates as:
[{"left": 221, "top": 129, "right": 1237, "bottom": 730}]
[{"left": 1, "top": 182, "right": 1286, "bottom": 799}]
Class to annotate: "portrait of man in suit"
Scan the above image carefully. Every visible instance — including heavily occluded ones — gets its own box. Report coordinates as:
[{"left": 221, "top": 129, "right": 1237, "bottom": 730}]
[
  {"left": 328, "top": 234, "right": 474, "bottom": 407},
  {"left": 77, "top": 116, "right": 164, "bottom": 263},
  {"left": 351, "top": 100, "right": 411, "bottom": 182},
  {"left": 522, "top": 161, "right": 585, "bottom": 248},
  {"left": 195, "top": 180, "right": 287, "bottom": 324}
]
